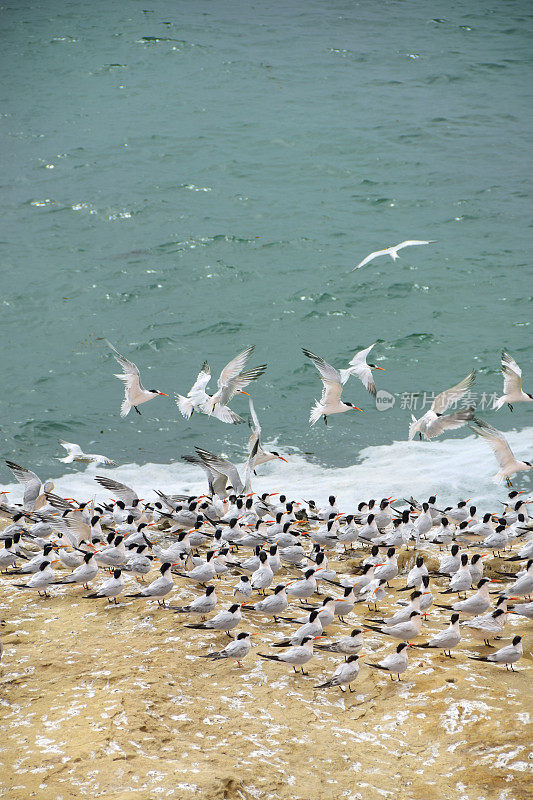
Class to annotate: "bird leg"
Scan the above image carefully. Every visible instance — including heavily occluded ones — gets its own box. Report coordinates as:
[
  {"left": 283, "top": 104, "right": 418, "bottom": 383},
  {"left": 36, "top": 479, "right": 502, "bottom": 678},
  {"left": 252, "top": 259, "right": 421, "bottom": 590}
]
[
  {"left": 134, "top": 406, "right": 142, "bottom": 415},
  {"left": 349, "top": 684, "right": 355, "bottom": 693},
  {"left": 508, "top": 404, "right": 513, "bottom": 412},
  {"left": 323, "top": 416, "right": 328, "bottom": 426},
  {"left": 301, "top": 668, "right": 309, "bottom": 675}
]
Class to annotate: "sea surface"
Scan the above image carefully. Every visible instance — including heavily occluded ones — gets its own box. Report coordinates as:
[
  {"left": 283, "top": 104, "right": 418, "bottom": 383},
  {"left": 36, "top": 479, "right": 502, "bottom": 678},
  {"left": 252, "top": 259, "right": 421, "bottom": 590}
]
[{"left": 1, "top": 0, "right": 532, "bottom": 501}]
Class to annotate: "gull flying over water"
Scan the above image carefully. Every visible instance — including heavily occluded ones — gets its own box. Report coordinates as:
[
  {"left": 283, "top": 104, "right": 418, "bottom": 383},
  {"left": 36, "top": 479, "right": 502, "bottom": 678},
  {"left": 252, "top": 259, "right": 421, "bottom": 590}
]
[
  {"left": 57, "top": 441, "right": 116, "bottom": 466},
  {"left": 302, "top": 348, "right": 362, "bottom": 426},
  {"left": 106, "top": 340, "right": 168, "bottom": 417},
  {"left": 353, "top": 240, "right": 435, "bottom": 270}
]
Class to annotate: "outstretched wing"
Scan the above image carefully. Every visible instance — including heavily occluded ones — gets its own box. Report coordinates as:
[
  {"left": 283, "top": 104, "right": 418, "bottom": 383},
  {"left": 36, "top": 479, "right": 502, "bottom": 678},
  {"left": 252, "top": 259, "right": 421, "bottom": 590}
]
[
  {"left": 303, "top": 348, "right": 343, "bottom": 405},
  {"left": 217, "top": 346, "right": 255, "bottom": 390},
  {"left": 217, "top": 365, "right": 266, "bottom": 406},
  {"left": 189, "top": 361, "right": 211, "bottom": 395},
  {"left": 195, "top": 448, "right": 243, "bottom": 494},
  {"left": 94, "top": 476, "right": 138, "bottom": 505},
  {"left": 205, "top": 403, "right": 244, "bottom": 424},
  {"left": 431, "top": 371, "right": 476, "bottom": 414},
  {"left": 469, "top": 417, "right": 517, "bottom": 470},
  {"left": 352, "top": 248, "right": 389, "bottom": 270},
  {"left": 44, "top": 492, "right": 78, "bottom": 512},
  {"left": 106, "top": 340, "right": 142, "bottom": 391},
  {"left": 182, "top": 455, "right": 217, "bottom": 495},
  {"left": 303, "top": 348, "right": 342, "bottom": 385},
  {"left": 47, "top": 514, "right": 91, "bottom": 546},
  {"left": 395, "top": 240, "right": 435, "bottom": 251},
  {"left": 248, "top": 397, "right": 261, "bottom": 435},
  {"left": 58, "top": 440, "right": 84, "bottom": 457},
  {"left": 425, "top": 407, "right": 475, "bottom": 439},
  {"left": 501, "top": 351, "right": 522, "bottom": 396},
  {"left": 6, "top": 461, "right": 40, "bottom": 489},
  {"left": 247, "top": 398, "right": 262, "bottom": 454},
  {"left": 5, "top": 461, "right": 41, "bottom": 507},
  {"left": 347, "top": 343, "right": 375, "bottom": 368},
  {"left": 243, "top": 437, "right": 260, "bottom": 494}
]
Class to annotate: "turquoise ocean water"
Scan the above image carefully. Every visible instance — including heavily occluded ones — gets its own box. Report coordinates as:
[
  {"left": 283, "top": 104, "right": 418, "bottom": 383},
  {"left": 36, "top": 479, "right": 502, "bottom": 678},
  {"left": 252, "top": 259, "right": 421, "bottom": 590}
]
[{"left": 1, "top": 0, "right": 531, "bottom": 502}]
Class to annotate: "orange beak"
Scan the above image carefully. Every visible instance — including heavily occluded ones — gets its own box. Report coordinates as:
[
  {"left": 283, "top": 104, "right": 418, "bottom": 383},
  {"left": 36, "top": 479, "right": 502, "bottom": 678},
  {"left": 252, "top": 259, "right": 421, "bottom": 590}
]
[
  {"left": 158, "top": 392, "right": 169, "bottom": 396},
  {"left": 277, "top": 456, "right": 288, "bottom": 463},
  {"left": 351, "top": 406, "right": 363, "bottom": 412},
  {"left": 239, "top": 391, "right": 251, "bottom": 396},
  {"left": 374, "top": 366, "right": 385, "bottom": 371}
]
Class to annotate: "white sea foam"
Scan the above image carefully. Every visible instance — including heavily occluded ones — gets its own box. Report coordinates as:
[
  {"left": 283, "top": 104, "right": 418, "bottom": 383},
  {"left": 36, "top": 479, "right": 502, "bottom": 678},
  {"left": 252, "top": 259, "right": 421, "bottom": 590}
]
[{"left": 2, "top": 428, "right": 531, "bottom": 510}]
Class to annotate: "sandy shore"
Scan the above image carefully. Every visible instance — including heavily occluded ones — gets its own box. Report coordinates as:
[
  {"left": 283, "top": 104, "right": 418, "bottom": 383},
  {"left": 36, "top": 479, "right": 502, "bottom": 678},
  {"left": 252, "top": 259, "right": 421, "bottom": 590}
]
[{"left": 1, "top": 531, "right": 532, "bottom": 800}]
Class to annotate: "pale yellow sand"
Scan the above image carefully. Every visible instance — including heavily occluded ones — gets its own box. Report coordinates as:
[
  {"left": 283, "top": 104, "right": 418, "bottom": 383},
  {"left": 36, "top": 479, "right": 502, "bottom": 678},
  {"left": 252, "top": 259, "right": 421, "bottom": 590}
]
[{"left": 1, "top": 538, "right": 532, "bottom": 800}]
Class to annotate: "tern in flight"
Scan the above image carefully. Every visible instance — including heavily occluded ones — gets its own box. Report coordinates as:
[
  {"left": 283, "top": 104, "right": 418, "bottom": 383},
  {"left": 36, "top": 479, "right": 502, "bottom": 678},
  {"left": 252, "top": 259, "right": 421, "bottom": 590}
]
[
  {"left": 408, "top": 371, "right": 476, "bottom": 440},
  {"left": 175, "top": 346, "right": 266, "bottom": 424},
  {"left": 353, "top": 240, "right": 435, "bottom": 270},
  {"left": 106, "top": 340, "right": 168, "bottom": 416},
  {"left": 493, "top": 351, "right": 533, "bottom": 411},
  {"left": 469, "top": 417, "right": 532, "bottom": 487},
  {"left": 339, "top": 343, "right": 385, "bottom": 396},
  {"left": 247, "top": 398, "right": 288, "bottom": 468},
  {"left": 302, "top": 348, "right": 362, "bottom": 426}
]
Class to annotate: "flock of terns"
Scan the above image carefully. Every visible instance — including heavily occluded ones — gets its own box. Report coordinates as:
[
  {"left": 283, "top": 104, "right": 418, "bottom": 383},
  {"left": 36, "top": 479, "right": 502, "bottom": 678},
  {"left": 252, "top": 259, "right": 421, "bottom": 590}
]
[
  {"left": 0, "top": 440, "right": 531, "bottom": 688},
  {"left": 96, "top": 336, "right": 531, "bottom": 487}
]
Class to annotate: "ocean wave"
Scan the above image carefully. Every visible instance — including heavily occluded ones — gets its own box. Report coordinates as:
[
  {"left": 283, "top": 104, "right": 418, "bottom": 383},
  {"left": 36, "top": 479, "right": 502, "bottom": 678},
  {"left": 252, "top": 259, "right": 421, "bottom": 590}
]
[{"left": 3, "top": 428, "right": 531, "bottom": 511}]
